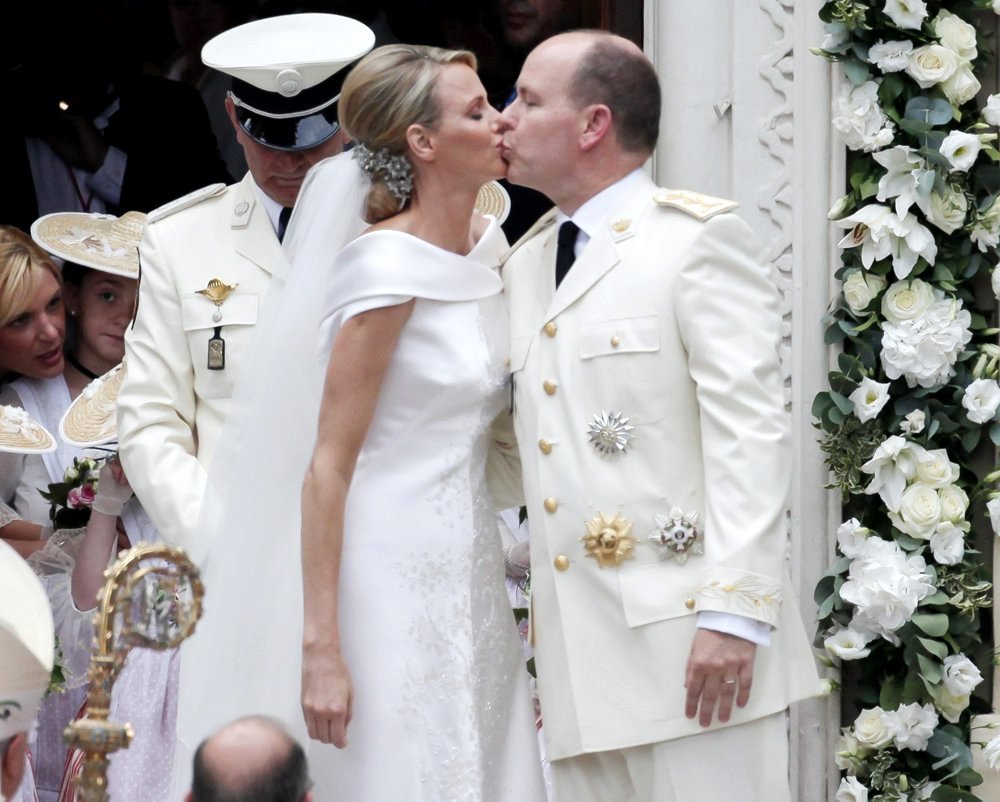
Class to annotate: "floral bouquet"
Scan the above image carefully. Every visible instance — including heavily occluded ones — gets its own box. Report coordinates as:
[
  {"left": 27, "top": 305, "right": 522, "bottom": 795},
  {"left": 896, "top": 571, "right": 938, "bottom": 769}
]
[
  {"left": 39, "top": 456, "right": 105, "bottom": 530},
  {"left": 814, "top": 1, "right": 1000, "bottom": 799}
]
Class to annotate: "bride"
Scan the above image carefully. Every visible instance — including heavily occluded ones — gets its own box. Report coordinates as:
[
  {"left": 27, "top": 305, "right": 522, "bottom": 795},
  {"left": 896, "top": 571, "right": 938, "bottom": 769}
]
[{"left": 172, "top": 45, "right": 546, "bottom": 801}]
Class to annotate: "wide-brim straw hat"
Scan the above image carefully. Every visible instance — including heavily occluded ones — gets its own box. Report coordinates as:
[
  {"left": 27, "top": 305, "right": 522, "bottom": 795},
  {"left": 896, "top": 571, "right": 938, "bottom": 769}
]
[
  {"left": 31, "top": 211, "right": 146, "bottom": 278},
  {"left": 0, "top": 405, "right": 56, "bottom": 454},
  {"left": 59, "top": 360, "right": 126, "bottom": 448},
  {"left": 474, "top": 181, "right": 511, "bottom": 224}
]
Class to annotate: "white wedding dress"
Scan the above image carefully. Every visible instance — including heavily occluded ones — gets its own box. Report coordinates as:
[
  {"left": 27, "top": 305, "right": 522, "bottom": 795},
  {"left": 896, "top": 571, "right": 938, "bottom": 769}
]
[{"left": 172, "top": 153, "right": 545, "bottom": 801}]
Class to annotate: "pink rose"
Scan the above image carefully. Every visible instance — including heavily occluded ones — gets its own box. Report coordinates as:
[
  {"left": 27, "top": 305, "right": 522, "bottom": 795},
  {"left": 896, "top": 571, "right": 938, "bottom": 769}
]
[{"left": 67, "top": 484, "right": 96, "bottom": 509}]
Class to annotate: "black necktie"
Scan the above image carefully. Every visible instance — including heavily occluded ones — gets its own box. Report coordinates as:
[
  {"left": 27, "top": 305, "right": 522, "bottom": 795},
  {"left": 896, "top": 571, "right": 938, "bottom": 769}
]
[
  {"left": 277, "top": 206, "right": 293, "bottom": 243},
  {"left": 555, "top": 220, "right": 580, "bottom": 287}
]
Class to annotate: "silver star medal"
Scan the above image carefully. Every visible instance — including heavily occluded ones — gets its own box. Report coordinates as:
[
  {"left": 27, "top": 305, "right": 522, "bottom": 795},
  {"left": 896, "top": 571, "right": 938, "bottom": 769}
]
[
  {"left": 587, "top": 410, "right": 634, "bottom": 457},
  {"left": 649, "top": 507, "right": 703, "bottom": 564}
]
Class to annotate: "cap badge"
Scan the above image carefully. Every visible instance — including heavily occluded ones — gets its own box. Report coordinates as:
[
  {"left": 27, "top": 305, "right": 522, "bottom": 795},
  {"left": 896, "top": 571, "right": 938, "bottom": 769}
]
[
  {"left": 649, "top": 507, "right": 704, "bottom": 565},
  {"left": 275, "top": 68, "right": 303, "bottom": 97},
  {"left": 581, "top": 512, "right": 636, "bottom": 568},
  {"left": 587, "top": 410, "right": 634, "bottom": 457}
]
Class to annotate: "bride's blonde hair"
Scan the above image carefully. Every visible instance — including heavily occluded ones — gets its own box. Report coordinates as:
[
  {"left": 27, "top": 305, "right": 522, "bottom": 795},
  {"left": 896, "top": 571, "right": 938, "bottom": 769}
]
[{"left": 340, "top": 44, "right": 477, "bottom": 223}]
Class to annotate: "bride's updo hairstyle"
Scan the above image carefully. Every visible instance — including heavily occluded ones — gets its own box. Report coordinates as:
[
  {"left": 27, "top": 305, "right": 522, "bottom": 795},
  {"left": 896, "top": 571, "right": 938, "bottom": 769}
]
[{"left": 340, "top": 44, "right": 477, "bottom": 223}]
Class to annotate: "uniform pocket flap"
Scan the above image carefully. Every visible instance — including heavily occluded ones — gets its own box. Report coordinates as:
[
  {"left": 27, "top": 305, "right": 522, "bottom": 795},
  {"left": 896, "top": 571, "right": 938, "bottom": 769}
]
[
  {"left": 181, "top": 292, "right": 259, "bottom": 332},
  {"left": 580, "top": 314, "right": 659, "bottom": 359},
  {"left": 618, "top": 561, "right": 697, "bottom": 628}
]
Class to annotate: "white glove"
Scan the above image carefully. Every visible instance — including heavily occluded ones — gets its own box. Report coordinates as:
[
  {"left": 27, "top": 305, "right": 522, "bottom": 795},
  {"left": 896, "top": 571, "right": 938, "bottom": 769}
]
[
  {"left": 90, "top": 459, "right": 133, "bottom": 517},
  {"left": 504, "top": 541, "right": 530, "bottom": 579}
]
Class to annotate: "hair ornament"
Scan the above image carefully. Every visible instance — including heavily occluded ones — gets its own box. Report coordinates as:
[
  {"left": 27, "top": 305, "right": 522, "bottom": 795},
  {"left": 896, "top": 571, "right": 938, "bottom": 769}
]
[{"left": 353, "top": 143, "right": 414, "bottom": 208}]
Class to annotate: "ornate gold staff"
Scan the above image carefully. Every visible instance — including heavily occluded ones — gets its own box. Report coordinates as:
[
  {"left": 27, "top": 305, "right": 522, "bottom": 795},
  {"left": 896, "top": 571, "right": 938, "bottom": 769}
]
[{"left": 64, "top": 543, "right": 204, "bottom": 802}]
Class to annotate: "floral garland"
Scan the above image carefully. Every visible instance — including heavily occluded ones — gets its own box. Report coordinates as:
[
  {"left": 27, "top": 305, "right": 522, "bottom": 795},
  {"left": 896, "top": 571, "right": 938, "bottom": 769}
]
[{"left": 816, "top": 2, "right": 1000, "bottom": 800}]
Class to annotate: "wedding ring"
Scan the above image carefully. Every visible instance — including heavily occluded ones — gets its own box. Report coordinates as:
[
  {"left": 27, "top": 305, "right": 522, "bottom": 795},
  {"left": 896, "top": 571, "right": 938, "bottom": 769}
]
[{"left": 723, "top": 679, "right": 737, "bottom": 685}]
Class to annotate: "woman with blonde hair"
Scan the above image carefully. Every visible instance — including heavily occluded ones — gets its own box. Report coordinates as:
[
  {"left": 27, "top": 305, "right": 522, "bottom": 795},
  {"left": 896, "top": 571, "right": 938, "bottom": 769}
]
[{"left": 175, "top": 45, "right": 545, "bottom": 800}]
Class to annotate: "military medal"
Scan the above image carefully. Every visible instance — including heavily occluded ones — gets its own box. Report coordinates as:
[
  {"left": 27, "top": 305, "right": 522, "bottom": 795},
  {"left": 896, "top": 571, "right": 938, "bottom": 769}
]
[
  {"left": 649, "top": 507, "right": 704, "bottom": 565},
  {"left": 587, "top": 410, "right": 634, "bottom": 457},
  {"left": 581, "top": 512, "right": 636, "bottom": 568},
  {"left": 197, "top": 278, "right": 238, "bottom": 371}
]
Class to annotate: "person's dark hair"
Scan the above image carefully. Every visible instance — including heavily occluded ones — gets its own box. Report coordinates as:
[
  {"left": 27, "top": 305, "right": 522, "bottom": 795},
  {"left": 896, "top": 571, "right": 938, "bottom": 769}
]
[
  {"left": 568, "top": 34, "right": 661, "bottom": 155},
  {"left": 190, "top": 730, "right": 310, "bottom": 802}
]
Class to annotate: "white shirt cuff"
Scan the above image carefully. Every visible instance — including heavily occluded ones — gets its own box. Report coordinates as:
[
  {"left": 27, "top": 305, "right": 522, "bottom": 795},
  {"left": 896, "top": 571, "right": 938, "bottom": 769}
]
[
  {"left": 86, "top": 145, "right": 127, "bottom": 206},
  {"left": 697, "top": 611, "right": 771, "bottom": 647}
]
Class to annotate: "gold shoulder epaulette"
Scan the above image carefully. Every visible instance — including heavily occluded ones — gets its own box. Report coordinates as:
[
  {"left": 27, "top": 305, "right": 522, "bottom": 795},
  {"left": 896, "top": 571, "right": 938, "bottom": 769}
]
[
  {"left": 147, "top": 183, "right": 228, "bottom": 225},
  {"left": 653, "top": 189, "right": 739, "bottom": 221}
]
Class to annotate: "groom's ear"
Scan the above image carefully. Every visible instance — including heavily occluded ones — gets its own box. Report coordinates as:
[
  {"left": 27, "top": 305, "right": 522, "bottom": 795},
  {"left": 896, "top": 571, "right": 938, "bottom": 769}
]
[{"left": 405, "top": 123, "right": 436, "bottom": 163}]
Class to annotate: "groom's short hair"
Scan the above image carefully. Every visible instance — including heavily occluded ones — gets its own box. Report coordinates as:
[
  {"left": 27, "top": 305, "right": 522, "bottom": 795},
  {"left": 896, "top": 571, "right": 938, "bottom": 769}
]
[{"left": 190, "top": 715, "right": 311, "bottom": 802}]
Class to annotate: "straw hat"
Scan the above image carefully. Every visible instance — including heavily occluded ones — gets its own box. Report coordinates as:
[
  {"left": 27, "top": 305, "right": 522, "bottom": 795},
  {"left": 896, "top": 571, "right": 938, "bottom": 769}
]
[
  {"left": 0, "top": 405, "right": 56, "bottom": 454},
  {"left": 475, "top": 181, "right": 511, "bottom": 224},
  {"left": 31, "top": 211, "right": 146, "bottom": 278},
  {"left": 59, "top": 360, "right": 126, "bottom": 448}
]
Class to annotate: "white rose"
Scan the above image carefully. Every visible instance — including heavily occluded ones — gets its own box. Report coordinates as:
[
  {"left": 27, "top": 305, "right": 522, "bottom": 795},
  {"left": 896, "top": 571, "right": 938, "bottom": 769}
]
[
  {"left": 868, "top": 40, "right": 914, "bottom": 72},
  {"left": 988, "top": 497, "right": 1000, "bottom": 537},
  {"left": 886, "top": 702, "right": 939, "bottom": 751},
  {"left": 853, "top": 707, "right": 894, "bottom": 749},
  {"left": 938, "top": 688, "right": 970, "bottom": 723},
  {"left": 843, "top": 271, "right": 887, "bottom": 314},
  {"left": 834, "top": 729, "right": 871, "bottom": 774},
  {"left": 901, "top": 409, "right": 925, "bottom": 434},
  {"left": 942, "top": 653, "right": 983, "bottom": 696},
  {"left": 906, "top": 44, "right": 959, "bottom": 88},
  {"left": 850, "top": 378, "right": 892, "bottom": 422},
  {"left": 889, "top": 482, "right": 941, "bottom": 539},
  {"left": 825, "top": 627, "right": 873, "bottom": 660},
  {"left": 984, "top": 733, "right": 1000, "bottom": 771},
  {"left": 985, "top": 94, "right": 1000, "bottom": 127},
  {"left": 915, "top": 183, "right": 968, "bottom": 234},
  {"left": 933, "top": 10, "right": 978, "bottom": 60},
  {"left": 881, "top": 278, "right": 935, "bottom": 323},
  {"left": 915, "top": 449, "right": 959, "bottom": 487},
  {"left": 963, "top": 378, "right": 1000, "bottom": 424},
  {"left": 930, "top": 522, "right": 965, "bottom": 564},
  {"left": 836, "top": 776, "right": 869, "bottom": 802},
  {"left": 942, "top": 63, "right": 981, "bottom": 107},
  {"left": 937, "top": 485, "right": 969, "bottom": 523},
  {"left": 940, "top": 131, "right": 982, "bottom": 172},
  {"left": 837, "top": 518, "right": 871, "bottom": 558},
  {"left": 884, "top": 0, "right": 928, "bottom": 30}
]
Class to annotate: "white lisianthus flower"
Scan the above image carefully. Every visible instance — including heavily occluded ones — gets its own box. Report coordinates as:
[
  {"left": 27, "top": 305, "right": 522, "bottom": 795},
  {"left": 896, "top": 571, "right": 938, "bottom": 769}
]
[
  {"left": 933, "top": 10, "right": 978, "bottom": 61},
  {"left": 868, "top": 40, "right": 914, "bottom": 73},
  {"left": 836, "top": 204, "right": 937, "bottom": 279},
  {"left": 938, "top": 485, "right": 970, "bottom": 523},
  {"left": 984, "top": 733, "right": 1000, "bottom": 770},
  {"left": 874, "top": 146, "right": 926, "bottom": 217},
  {"left": 825, "top": 627, "right": 873, "bottom": 660},
  {"left": 940, "top": 131, "right": 982, "bottom": 172},
  {"left": 985, "top": 95, "right": 1000, "bottom": 126},
  {"left": 938, "top": 688, "right": 971, "bottom": 723},
  {"left": 837, "top": 518, "right": 872, "bottom": 558},
  {"left": 901, "top": 409, "right": 925, "bottom": 434},
  {"left": 963, "top": 378, "right": 1000, "bottom": 424},
  {"left": 987, "top": 497, "right": 1000, "bottom": 537},
  {"left": 886, "top": 702, "right": 938, "bottom": 751},
  {"left": 915, "top": 183, "right": 968, "bottom": 234},
  {"left": 861, "top": 435, "right": 926, "bottom": 511},
  {"left": 942, "top": 63, "right": 981, "bottom": 107},
  {"left": 834, "top": 729, "right": 872, "bottom": 774},
  {"left": 942, "top": 654, "right": 983, "bottom": 696},
  {"left": 850, "top": 378, "right": 892, "bottom": 422},
  {"left": 853, "top": 707, "right": 894, "bottom": 749},
  {"left": 884, "top": 0, "right": 928, "bottom": 30},
  {"left": 881, "top": 278, "right": 935, "bottom": 324},
  {"left": 829, "top": 194, "right": 852, "bottom": 221},
  {"left": 930, "top": 522, "right": 965, "bottom": 564},
  {"left": 840, "top": 538, "right": 935, "bottom": 638},
  {"left": 836, "top": 776, "right": 869, "bottom": 802},
  {"left": 889, "top": 482, "right": 941, "bottom": 539},
  {"left": 881, "top": 297, "right": 973, "bottom": 389},
  {"left": 906, "top": 44, "right": 959, "bottom": 88},
  {"left": 915, "top": 448, "right": 960, "bottom": 488},
  {"left": 971, "top": 197, "right": 1000, "bottom": 253},
  {"left": 832, "top": 82, "right": 896, "bottom": 152},
  {"left": 843, "top": 271, "right": 888, "bottom": 315}
]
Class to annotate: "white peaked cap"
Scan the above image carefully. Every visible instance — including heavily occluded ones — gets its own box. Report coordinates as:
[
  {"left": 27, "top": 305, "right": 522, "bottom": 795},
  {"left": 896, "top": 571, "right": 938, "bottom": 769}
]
[{"left": 0, "top": 541, "right": 54, "bottom": 739}]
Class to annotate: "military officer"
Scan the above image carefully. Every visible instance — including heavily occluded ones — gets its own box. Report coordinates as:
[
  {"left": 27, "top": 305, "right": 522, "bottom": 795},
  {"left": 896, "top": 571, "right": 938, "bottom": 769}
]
[
  {"left": 497, "top": 31, "right": 821, "bottom": 801},
  {"left": 117, "top": 14, "right": 374, "bottom": 556}
]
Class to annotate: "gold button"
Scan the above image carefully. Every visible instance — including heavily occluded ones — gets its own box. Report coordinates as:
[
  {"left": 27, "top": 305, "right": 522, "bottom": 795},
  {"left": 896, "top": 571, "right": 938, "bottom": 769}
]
[
  {"left": 543, "top": 498, "right": 558, "bottom": 513},
  {"left": 544, "top": 321, "right": 557, "bottom": 337},
  {"left": 610, "top": 335, "right": 621, "bottom": 348},
  {"left": 554, "top": 555, "right": 570, "bottom": 571},
  {"left": 543, "top": 380, "right": 557, "bottom": 395},
  {"left": 685, "top": 598, "right": 696, "bottom": 610},
  {"left": 538, "top": 438, "right": 552, "bottom": 454}
]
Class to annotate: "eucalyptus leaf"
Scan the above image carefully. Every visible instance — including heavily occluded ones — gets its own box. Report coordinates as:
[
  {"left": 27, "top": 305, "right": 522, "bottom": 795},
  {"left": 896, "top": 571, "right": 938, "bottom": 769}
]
[
  {"left": 904, "top": 97, "right": 956, "bottom": 126},
  {"left": 917, "top": 653, "right": 943, "bottom": 684},
  {"left": 841, "top": 57, "right": 871, "bottom": 86},
  {"left": 912, "top": 613, "right": 950, "bottom": 637},
  {"left": 916, "top": 636, "right": 948, "bottom": 660}
]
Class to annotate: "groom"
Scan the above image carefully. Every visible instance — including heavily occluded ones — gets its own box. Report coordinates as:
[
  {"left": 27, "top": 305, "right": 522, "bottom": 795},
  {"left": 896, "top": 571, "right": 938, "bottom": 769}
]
[{"left": 497, "top": 31, "right": 820, "bottom": 801}]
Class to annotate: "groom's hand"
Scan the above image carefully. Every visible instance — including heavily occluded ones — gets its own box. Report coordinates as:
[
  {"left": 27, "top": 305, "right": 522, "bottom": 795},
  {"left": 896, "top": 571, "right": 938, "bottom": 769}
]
[
  {"left": 683, "top": 629, "right": 756, "bottom": 727},
  {"left": 302, "top": 646, "right": 353, "bottom": 747}
]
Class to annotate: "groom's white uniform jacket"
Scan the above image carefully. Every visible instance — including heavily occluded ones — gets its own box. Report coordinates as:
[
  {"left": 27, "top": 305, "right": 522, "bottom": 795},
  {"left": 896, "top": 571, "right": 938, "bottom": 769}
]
[
  {"left": 503, "top": 171, "right": 821, "bottom": 760},
  {"left": 118, "top": 174, "right": 288, "bottom": 556}
]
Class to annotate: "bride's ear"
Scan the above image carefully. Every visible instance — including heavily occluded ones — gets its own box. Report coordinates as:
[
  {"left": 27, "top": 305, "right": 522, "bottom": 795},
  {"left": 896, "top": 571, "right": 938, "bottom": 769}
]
[{"left": 405, "top": 123, "right": 435, "bottom": 164}]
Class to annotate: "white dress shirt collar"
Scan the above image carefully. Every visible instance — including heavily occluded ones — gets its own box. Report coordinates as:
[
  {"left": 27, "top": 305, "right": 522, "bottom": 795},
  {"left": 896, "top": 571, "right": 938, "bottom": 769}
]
[{"left": 555, "top": 169, "right": 646, "bottom": 258}]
